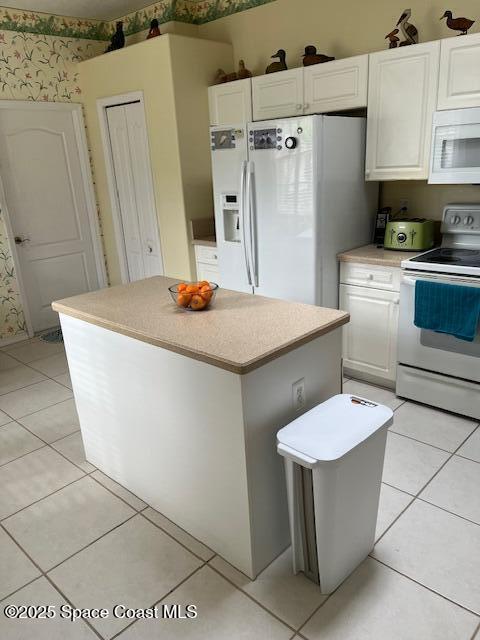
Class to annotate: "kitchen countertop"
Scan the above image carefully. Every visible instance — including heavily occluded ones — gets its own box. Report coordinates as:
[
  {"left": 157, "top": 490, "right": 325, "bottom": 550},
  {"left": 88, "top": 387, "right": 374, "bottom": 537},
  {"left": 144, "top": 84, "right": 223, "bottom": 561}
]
[
  {"left": 192, "top": 236, "right": 217, "bottom": 247},
  {"left": 52, "top": 276, "right": 348, "bottom": 375},
  {"left": 338, "top": 244, "right": 423, "bottom": 267}
]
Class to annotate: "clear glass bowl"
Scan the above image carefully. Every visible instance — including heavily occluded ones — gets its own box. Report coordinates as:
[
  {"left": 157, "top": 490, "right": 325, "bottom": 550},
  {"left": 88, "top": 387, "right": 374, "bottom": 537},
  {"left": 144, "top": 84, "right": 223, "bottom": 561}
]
[{"left": 168, "top": 282, "right": 219, "bottom": 311}]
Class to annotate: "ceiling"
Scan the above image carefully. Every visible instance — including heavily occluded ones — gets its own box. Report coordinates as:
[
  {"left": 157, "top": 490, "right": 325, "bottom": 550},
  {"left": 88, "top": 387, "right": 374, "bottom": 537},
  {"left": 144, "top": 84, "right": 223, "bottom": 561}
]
[{"left": 2, "top": 1, "right": 159, "bottom": 21}]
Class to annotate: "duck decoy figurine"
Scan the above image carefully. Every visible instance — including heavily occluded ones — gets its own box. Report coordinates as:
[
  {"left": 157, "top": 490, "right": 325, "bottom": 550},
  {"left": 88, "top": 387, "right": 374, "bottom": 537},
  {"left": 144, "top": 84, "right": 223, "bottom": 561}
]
[
  {"left": 302, "top": 45, "right": 335, "bottom": 66},
  {"left": 237, "top": 59, "right": 252, "bottom": 79},
  {"left": 147, "top": 18, "right": 161, "bottom": 39},
  {"left": 440, "top": 11, "right": 475, "bottom": 35},
  {"left": 385, "top": 28, "right": 400, "bottom": 48},
  {"left": 396, "top": 9, "right": 418, "bottom": 46},
  {"left": 106, "top": 21, "right": 125, "bottom": 52},
  {"left": 266, "top": 49, "right": 287, "bottom": 74}
]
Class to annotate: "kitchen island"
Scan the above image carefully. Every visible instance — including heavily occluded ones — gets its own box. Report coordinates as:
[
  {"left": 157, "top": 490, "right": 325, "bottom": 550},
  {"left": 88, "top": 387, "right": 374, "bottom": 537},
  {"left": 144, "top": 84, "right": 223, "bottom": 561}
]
[{"left": 53, "top": 277, "right": 348, "bottom": 578}]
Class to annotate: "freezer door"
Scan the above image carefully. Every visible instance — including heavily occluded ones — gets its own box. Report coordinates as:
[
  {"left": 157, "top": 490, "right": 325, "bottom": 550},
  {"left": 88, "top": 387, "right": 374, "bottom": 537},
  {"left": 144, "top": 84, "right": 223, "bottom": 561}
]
[
  {"left": 210, "top": 124, "right": 253, "bottom": 293},
  {"left": 247, "top": 116, "right": 320, "bottom": 304}
]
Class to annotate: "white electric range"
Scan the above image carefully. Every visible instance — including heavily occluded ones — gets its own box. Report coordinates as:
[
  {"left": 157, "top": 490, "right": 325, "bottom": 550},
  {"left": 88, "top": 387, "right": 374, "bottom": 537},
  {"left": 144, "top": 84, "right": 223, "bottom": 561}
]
[{"left": 397, "top": 204, "right": 480, "bottom": 419}]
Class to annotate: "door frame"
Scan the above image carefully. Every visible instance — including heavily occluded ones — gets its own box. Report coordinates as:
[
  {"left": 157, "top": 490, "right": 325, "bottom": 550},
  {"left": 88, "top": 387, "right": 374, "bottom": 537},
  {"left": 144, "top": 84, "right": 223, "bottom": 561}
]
[
  {"left": 97, "top": 91, "right": 162, "bottom": 284},
  {"left": 0, "top": 100, "right": 107, "bottom": 338}
]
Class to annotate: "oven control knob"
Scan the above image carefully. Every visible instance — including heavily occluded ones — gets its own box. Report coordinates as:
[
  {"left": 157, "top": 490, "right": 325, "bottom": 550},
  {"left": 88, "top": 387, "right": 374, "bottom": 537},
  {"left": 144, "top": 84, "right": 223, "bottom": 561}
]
[
  {"left": 285, "top": 137, "right": 297, "bottom": 149},
  {"left": 397, "top": 232, "right": 407, "bottom": 243},
  {"left": 464, "top": 216, "right": 474, "bottom": 225},
  {"left": 450, "top": 215, "right": 461, "bottom": 225}
]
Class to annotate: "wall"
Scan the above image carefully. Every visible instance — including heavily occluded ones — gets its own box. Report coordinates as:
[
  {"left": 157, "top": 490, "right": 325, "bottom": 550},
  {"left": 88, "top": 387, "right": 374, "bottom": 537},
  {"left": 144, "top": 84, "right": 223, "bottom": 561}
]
[
  {"left": 198, "top": 0, "right": 480, "bottom": 218},
  {"left": 78, "top": 34, "right": 232, "bottom": 283},
  {"left": 0, "top": 10, "right": 105, "bottom": 341}
]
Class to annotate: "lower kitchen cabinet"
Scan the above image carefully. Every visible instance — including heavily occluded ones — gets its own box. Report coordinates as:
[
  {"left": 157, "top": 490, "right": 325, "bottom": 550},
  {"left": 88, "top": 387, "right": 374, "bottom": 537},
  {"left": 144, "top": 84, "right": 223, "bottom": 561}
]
[
  {"left": 194, "top": 244, "right": 220, "bottom": 282},
  {"left": 340, "top": 263, "right": 400, "bottom": 384}
]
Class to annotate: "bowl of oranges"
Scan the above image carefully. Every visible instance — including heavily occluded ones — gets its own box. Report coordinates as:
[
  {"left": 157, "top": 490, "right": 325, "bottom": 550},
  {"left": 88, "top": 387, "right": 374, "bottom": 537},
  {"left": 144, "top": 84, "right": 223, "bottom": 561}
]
[{"left": 169, "top": 281, "right": 218, "bottom": 311}]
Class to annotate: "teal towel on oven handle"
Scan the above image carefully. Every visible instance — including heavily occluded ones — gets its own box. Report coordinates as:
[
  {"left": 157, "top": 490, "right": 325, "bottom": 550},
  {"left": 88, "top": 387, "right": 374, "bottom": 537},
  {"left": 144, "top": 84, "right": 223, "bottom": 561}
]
[{"left": 414, "top": 280, "right": 480, "bottom": 342}]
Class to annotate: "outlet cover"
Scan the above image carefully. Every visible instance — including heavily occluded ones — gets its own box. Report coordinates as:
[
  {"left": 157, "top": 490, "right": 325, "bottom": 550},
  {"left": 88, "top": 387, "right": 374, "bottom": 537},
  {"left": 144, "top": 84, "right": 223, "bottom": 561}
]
[{"left": 292, "top": 378, "right": 306, "bottom": 411}]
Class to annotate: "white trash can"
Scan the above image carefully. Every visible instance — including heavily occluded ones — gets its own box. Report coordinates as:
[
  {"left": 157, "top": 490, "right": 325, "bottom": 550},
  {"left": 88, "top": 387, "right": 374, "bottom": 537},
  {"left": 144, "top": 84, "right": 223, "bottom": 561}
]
[{"left": 277, "top": 393, "right": 393, "bottom": 594}]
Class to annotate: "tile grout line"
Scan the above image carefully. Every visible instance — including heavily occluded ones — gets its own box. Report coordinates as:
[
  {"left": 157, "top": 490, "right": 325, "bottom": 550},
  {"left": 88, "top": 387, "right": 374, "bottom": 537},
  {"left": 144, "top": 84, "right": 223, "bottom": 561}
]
[
  {"left": 0, "top": 523, "right": 105, "bottom": 640},
  {"left": 388, "top": 425, "right": 480, "bottom": 456},
  {"left": 469, "top": 620, "right": 480, "bottom": 640},
  {"left": 415, "top": 495, "right": 480, "bottom": 529},
  {"left": 0, "top": 442, "right": 48, "bottom": 470},
  {"left": 0, "top": 393, "right": 74, "bottom": 425},
  {"left": 88, "top": 472, "right": 148, "bottom": 513}
]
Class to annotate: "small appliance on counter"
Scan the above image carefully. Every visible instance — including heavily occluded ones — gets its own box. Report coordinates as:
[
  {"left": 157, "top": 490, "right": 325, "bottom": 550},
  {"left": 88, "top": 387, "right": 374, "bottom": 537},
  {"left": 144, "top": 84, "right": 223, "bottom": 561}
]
[{"left": 384, "top": 218, "right": 435, "bottom": 251}]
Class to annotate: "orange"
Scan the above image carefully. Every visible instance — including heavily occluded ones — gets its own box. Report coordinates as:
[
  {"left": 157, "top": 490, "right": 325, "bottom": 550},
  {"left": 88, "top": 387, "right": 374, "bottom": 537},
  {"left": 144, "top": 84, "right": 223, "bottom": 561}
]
[
  {"left": 177, "top": 282, "right": 187, "bottom": 292},
  {"left": 177, "top": 293, "right": 191, "bottom": 308},
  {"left": 186, "top": 284, "right": 199, "bottom": 294},
  {"left": 190, "top": 294, "right": 207, "bottom": 310},
  {"left": 198, "top": 280, "right": 210, "bottom": 288},
  {"left": 200, "top": 284, "right": 213, "bottom": 302}
]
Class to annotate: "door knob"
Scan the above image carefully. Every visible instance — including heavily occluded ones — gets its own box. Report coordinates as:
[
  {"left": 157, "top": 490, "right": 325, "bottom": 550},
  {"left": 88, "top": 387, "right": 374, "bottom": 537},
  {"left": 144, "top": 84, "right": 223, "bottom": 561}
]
[{"left": 14, "top": 236, "right": 30, "bottom": 245}]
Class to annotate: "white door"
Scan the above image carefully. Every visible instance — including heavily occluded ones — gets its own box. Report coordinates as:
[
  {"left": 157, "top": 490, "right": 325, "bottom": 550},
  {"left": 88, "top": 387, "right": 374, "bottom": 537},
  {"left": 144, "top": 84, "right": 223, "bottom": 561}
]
[
  {"left": 252, "top": 68, "right": 304, "bottom": 121},
  {"left": 208, "top": 79, "right": 252, "bottom": 125},
  {"left": 0, "top": 102, "right": 103, "bottom": 333},
  {"left": 437, "top": 33, "right": 480, "bottom": 110},
  {"left": 366, "top": 41, "right": 440, "bottom": 181},
  {"left": 106, "top": 101, "right": 163, "bottom": 282},
  {"left": 340, "top": 283, "right": 399, "bottom": 382},
  {"left": 304, "top": 54, "right": 368, "bottom": 114}
]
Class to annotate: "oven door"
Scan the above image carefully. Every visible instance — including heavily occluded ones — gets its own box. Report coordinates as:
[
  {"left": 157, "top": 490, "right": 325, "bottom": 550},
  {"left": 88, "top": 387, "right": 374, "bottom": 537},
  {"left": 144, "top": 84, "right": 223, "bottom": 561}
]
[
  {"left": 399, "top": 271, "right": 480, "bottom": 382},
  {"left": 429, "top": 108, "right": 480, "bottom": 184}
]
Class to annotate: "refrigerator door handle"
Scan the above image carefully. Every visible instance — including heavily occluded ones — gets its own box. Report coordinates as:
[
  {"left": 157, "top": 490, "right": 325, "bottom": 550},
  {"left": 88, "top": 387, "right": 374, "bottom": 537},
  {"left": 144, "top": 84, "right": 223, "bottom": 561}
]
[
  {"left": 239, "top": 160, "right": 252, "bottom": 285},
  {"left": 247, "top": 162, "right": 259, "bottom": 287}
]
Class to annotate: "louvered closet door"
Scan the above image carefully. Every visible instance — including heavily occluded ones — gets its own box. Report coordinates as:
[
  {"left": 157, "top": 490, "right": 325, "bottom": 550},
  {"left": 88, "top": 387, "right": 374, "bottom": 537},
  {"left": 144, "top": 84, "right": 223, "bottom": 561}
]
[{"left": 106, "top": 102, "right": 163, "bottom": 282}]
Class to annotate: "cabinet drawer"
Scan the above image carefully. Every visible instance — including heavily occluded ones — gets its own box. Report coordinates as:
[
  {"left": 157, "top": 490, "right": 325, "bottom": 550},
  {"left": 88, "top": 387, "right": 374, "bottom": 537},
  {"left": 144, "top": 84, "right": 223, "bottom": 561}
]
[
  {"left": 194, "top": 245, "right": 218, "bottom": 265},
  {"left": 340, "top": 262, "right": 400, "bottom": 291}
]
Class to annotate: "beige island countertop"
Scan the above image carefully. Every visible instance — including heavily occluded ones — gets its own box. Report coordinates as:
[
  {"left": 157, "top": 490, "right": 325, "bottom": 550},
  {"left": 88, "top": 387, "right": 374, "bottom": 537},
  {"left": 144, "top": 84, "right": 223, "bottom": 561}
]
[
  {"left": 53, "top": 276, "right": 348, "bottom": 375},
  {"left": 338, "top": 244, "right": 422, "bottom": 267}
]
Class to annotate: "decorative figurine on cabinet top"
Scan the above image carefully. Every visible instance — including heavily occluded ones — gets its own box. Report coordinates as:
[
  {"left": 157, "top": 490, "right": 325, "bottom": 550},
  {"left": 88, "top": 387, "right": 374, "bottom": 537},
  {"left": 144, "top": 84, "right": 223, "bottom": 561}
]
[
  {"left": 440, "top": 11, "right": 475, "bottom": 35},
  {"left": 106, "top": 21, "right": 125, "bottom": 52},
  {"left": 302, "top": 45, "right": 335, "bottom": 66},
  {"left": 237, "top": 60, "right": 252, "bottom": 79},
  {"left": 214, "top": 68, "right": 238, "bottom": 84},
  {"left": 396, "top": 9, "right": 418, "bottom": 46},
  {"left": 385, "top": 28, "right": 400, "bottom": 48},
  {"left": 147, "top": 18, "right": 161, "bottom": 39},
  {"left": 266, "top": 49, "right": 288, "bottom": 73}
]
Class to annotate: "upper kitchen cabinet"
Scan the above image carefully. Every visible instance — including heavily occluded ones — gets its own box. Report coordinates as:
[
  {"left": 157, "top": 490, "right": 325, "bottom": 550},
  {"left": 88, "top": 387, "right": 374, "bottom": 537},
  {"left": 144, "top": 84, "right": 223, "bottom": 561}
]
[
  {"left": 438, "top": 33, "right": 480, "bottom": 110},
  {"left": 303, "top": 55, "right": 368, "bottom": 114},
  {"left": 365, "top": 41, "right": 440, "bottom": 181},
  {"left": 208, "top": 78, "right": 252, "bottom": 125},
  {"left": 252, "top": 68, "right": 303, "bottom": 120}
]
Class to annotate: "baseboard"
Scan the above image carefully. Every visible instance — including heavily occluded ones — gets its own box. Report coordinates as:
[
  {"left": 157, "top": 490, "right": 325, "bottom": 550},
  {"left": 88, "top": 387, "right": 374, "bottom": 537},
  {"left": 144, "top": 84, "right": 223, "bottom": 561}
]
[
  {"left": 343, "top": 367, "right": 395, "bottom": 390},
  {"left": 0, "top": 331, "right": 29, "bottom": 347}
]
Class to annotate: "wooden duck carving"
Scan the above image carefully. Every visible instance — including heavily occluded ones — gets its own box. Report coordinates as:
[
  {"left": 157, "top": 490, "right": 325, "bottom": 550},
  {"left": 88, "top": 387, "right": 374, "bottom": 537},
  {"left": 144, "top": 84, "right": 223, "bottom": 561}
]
[
  {"left": 440, "top": 11, "right": 475, "bottom": 35},
  {"left": 396, "top": 9, "right": 418, "bottom": 46},
  {"left": 147, "top": 18, "right": 161, "bottom": 39},
  {"left": 385, "top": 28, "right": 400, "bottom": 48},
  {"left": 302, "top": 45, "right": 335, "bottom": 66},
  {"left": 237, "top": 59, "right": 252, "bottom": 79},
  {"left": 266, "top": 49, "right": 287, "bottom": 74},
  {"left": 106, "top": 21, "right": 125, "bottom": 52}
]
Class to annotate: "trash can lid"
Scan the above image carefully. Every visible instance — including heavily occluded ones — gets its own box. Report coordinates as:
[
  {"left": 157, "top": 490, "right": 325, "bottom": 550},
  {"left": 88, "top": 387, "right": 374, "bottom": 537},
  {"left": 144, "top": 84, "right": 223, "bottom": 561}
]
[{"left": 277, "top": 394, "right": 393, "bottom": 465}]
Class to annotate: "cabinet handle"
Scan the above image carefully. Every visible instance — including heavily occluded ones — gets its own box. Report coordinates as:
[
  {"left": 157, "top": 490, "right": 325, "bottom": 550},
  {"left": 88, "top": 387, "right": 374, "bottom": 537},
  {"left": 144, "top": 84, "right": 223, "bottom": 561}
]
[
  {"left": 304, "top": 103, "right": 310, "bottom": 110},
  {"left": 394, "top": 298, "right": 400, "bottom": 305},
  {"left": 368, "top": 274, "right": 374, "bottom": 280},
  {"left": 296, "top": 104, "right": 303, "bottom": 110},
  {"left": 213, "top": 254, "right": 218, "bottom": 260}
]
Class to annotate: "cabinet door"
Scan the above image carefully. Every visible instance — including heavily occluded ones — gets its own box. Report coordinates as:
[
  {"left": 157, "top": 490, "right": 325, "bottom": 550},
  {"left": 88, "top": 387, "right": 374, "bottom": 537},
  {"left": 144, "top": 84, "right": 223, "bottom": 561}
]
[
  {"left": 208, "top": 79, "right": 252, "bottom": 125},
  {"left": 252, "top": 68, "right": 303, "bottom": 121},
  {"left": 304, "top": 55, "right": 368, "bottom": 114},
  {"left": 196, "top": 262, "right": 220, "bottom": 283},
  {"left": 366, "top": 41, "right": 440, "bottom": 181},
  {"left": 340, "top": 284, "right": 399, "bottom": 382},
  {"left": 438, "top": 33, "right": 480, "bottom": 110}
]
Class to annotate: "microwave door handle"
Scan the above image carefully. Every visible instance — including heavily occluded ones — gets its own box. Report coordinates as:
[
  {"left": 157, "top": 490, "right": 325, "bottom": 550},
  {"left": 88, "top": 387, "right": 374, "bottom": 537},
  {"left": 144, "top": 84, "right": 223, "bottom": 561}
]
[
  {"left": 247, "top": 162, "right": 258, "bottom": 287},
  {"left": 239, "top": 160, "right": 252, "bottom": 285}
]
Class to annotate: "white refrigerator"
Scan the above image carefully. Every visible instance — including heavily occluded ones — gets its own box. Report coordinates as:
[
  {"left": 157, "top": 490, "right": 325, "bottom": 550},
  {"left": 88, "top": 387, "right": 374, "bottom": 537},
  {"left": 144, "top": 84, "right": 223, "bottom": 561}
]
[{"left": 210, "top": 115, "right": 378, "bottom": 308}]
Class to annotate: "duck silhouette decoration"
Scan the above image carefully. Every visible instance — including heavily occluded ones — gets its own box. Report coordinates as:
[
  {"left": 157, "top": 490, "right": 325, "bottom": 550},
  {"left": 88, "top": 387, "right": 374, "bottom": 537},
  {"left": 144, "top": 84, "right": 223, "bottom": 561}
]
[
  {"left": 266, "top": 49, "right": 288, "bottom": 74},
  {"left": 440, "top": 11, "right": 475, "bottom": 35},
  {"left": 396, "top": 9, "right": 418, "bottom": 46},
  {"left": 302, "top": 45, "right": 335, "bottom": 66},
  {"left": 106, "top": 21, "right": 125, "bottom": 52}
]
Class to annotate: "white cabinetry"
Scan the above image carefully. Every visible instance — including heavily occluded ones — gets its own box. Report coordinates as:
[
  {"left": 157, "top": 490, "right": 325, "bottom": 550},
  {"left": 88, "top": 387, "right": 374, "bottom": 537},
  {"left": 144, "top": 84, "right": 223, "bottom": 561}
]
[
  {"left": 365, "top": 41, "right": 440, "bottom": 181},
  {"left": 340, "top": 262, "right": 400, "bottom": 384},
  {"left": 194, "top": 244, "right": 219, "bottom": 282},
  {"left": 437, "top": 33, "right": 480, "bottom": 110},
  {"left": 304, "top": 54, "right": 368, "bottom": 114},
  {"left": 252, "top": 68, "right": 303, "bottom": 121},
  {"left": 208, "top": 78, "right": 252, "bottom": 125}
]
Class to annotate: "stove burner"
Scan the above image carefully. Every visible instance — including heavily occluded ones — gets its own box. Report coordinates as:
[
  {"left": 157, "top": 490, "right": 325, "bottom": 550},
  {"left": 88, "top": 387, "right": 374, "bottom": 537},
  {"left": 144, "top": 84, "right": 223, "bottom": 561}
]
[{"left": 411, "top": 248, "right": 480, "bottom": 268}]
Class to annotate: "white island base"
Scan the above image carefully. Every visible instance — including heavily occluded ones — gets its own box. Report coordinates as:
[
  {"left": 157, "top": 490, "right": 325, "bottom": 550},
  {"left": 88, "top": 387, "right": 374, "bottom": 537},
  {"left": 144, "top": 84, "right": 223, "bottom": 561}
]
[{"left": 60, "top": 313, "right": 341, "bottom": 579}]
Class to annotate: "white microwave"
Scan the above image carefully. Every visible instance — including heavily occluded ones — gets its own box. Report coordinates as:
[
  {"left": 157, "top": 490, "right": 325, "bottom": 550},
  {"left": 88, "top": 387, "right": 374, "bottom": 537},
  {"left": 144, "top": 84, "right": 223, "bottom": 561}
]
[{"left": 429, "top": 107, "right": 480, "bottom": 184}]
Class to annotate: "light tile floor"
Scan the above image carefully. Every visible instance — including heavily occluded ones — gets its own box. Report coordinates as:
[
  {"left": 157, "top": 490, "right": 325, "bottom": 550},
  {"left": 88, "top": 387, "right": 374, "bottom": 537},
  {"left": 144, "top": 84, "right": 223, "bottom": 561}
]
[{"left": 0, "top": 340, "right": 479, "bottom": 639}]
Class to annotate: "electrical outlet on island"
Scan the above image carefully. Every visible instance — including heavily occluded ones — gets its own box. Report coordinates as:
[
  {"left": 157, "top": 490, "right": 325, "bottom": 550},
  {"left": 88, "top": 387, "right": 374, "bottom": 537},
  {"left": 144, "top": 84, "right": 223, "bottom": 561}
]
[{"left": 292, "top": 378, "right": 306, "bottom": 411}]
